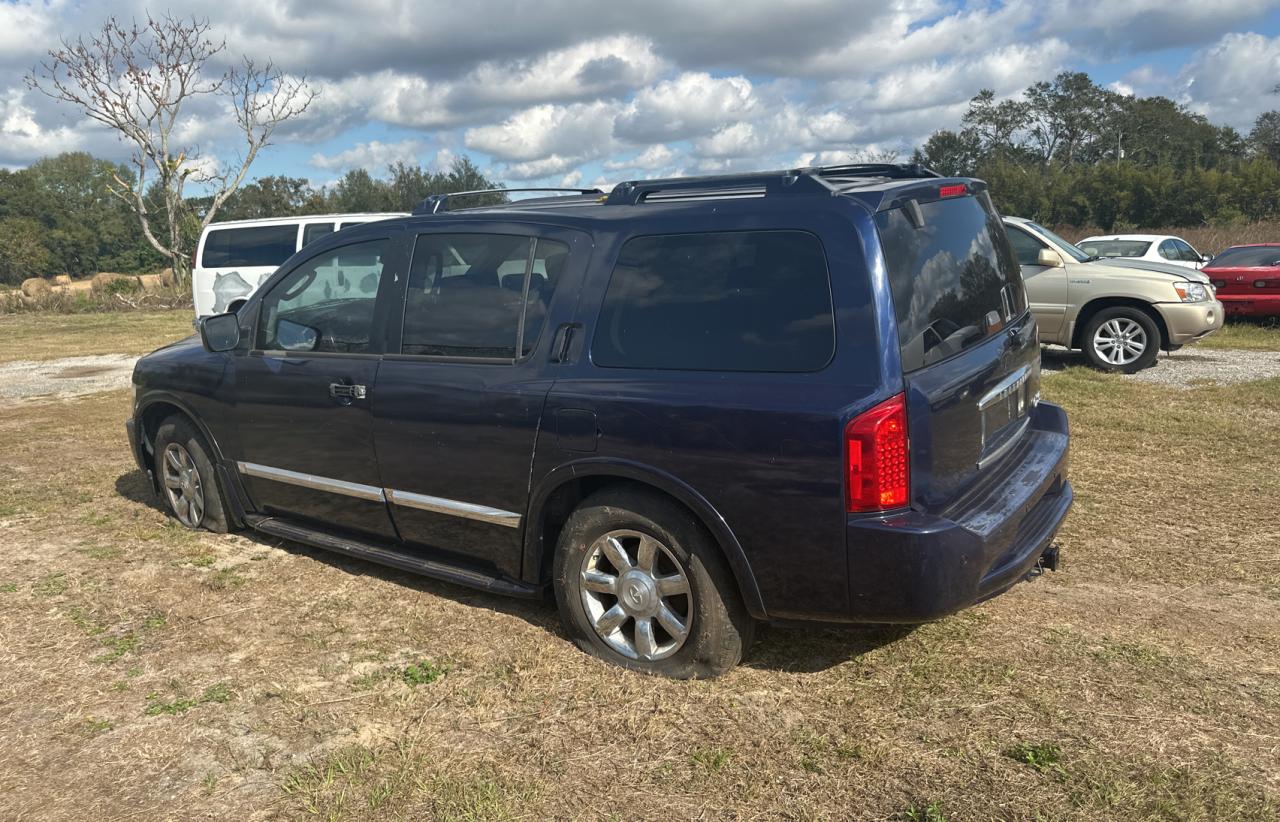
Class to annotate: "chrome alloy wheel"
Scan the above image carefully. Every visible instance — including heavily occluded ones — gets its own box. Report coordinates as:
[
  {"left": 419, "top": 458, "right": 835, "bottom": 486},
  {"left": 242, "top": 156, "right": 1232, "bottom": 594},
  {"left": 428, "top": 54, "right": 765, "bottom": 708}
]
[
  {"left": 1092, "top": 317, "right": 1148, "bottom": 366},
  {"left": 579, "top": 529, "right": 692, "bottom": 661},
  {"left": 161, "top": 442, "right": 205, "bottom": 528}
]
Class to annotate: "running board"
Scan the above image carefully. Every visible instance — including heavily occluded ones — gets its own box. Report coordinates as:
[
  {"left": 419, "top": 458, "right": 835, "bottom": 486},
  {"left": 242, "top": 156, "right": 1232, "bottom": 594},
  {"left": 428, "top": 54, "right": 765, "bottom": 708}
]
[{"left": 247, "top": 515, "right": 542, "bottom": 598}]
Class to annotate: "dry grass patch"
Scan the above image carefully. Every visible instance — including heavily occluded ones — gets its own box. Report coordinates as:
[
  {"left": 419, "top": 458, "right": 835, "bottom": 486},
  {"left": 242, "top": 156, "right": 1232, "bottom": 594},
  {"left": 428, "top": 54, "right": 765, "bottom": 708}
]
[
  {"left": 0, "top": 374, "right": 1277, "bottom": 820},
  {"left": 1200, "top": 320, "right": 1280, "bottom": 352},
  {"left": 0, "top": 309, "right": 193, "bottom": 363}
]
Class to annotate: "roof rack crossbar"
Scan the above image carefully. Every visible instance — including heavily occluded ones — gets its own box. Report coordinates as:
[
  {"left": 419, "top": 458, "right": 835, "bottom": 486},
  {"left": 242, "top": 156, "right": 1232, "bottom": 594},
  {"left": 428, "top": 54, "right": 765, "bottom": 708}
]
[{"left": 413, "top": 187, "right": 603, "bottom": 215}]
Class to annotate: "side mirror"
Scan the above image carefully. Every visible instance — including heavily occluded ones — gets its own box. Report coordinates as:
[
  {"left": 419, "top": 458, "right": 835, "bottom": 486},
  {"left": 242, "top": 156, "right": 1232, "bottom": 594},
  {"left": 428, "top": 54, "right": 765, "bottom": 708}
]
[
  {"left": 1036, "top": 248, "right": 1065, "bottom": 268},
  {"left": 199, "top": 312, "right": 240, "bottom": 352},
  {"left": 1200, "top": 254, "right": 1213, "bottom": 264}
]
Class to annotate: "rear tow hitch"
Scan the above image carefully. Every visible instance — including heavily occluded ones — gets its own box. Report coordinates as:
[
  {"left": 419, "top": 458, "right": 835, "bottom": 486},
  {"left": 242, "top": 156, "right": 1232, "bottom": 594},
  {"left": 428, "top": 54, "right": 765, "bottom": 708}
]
[{"left": 1028, "top": 544, "right": 1061, "bottom": 578}]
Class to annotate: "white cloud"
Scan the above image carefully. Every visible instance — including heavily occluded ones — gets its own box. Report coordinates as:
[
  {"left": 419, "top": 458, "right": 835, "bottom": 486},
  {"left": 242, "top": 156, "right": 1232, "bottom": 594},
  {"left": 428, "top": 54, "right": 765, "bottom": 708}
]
[
  {"left": 465, "top": 100, "right": 619, "bottom": 163},
  {"left": 605, "top": 144, "right": 678, "bottom": 171},
  {"left": 1180, "top": 32, "right": 1280, "bottom": 129},
  {"left": 615, "top": 73, "right": 758, "bottom": 143},
  {"left": 2, "top": 0, "right": 1277, "bottom": 186},
  {"left": 310, "top": 139, "right": 427, "bottom": 172},
  {"left": 0, "top": 89, "right": 81, "bottom": 165}
]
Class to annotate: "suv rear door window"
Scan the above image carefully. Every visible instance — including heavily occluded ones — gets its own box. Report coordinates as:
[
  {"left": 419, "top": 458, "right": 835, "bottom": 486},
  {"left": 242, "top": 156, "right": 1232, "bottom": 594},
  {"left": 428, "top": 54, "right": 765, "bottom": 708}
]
[
  {"left": 401, "top": 234, "right": 568, "bottom": 359},
  {"left": 591, "top": 230, "right": 835, "bottom": 373},
  {"left": 201, "top": 225, "right": 298, "bottom": 268},
  {"left": 876, "top": 196, "right": 1026, "bottom": 373}
]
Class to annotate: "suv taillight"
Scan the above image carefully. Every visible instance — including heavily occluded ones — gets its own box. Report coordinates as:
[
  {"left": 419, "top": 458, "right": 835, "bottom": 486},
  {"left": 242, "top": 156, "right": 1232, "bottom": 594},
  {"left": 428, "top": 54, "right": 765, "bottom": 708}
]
[{"left": 845, "top": 393, "right": 909, "bottom": 512}]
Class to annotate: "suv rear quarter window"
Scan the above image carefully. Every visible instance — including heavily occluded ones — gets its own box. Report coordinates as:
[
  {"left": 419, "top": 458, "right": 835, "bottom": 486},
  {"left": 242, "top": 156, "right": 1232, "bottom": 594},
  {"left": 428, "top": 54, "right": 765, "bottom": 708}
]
[{"left": 591, "top": 230, "right": 835, "bottom": 373}]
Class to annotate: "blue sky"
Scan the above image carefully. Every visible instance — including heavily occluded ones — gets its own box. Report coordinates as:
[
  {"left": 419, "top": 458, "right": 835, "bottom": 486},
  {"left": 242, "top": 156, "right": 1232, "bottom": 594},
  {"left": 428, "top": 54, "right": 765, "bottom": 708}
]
[{"left": 4, "top": 1, "right": 1280, "bottom": 191}]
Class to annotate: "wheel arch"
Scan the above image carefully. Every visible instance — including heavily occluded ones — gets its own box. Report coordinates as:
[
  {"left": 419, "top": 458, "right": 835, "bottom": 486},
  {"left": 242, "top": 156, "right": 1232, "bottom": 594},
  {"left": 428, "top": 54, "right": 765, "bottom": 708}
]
[
  {"left": 1070, "top": 297, "right": 1170, "bottom": 350},
  {"left": 521, "top": 459, "right": 767, "bottom": 620},
  {"left": 133, "top": 392, "right": 246, "bottom": 526}
]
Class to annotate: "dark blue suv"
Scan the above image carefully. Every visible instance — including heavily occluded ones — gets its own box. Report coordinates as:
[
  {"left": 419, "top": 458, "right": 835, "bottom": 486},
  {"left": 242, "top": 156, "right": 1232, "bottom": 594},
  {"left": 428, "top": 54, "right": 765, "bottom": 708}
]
[{"left": 126, "top": 164, "right": 1072, "bottom": 678}]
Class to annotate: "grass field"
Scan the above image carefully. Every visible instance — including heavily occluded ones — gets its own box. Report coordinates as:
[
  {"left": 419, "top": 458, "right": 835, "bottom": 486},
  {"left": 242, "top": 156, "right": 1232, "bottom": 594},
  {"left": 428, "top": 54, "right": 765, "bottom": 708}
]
[
  {"left": 0, "top": 310, "right": 195, "bottom": 363},
  {"left": 0, "top": 313, "right": 1277, "bottom": 820}
]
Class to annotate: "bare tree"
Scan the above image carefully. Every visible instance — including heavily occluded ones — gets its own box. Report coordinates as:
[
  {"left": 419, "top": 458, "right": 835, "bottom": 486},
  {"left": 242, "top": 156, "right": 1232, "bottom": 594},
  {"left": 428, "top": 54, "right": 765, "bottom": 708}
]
[{"left": 26, "top": 15, "right": 315, "bottom": 284}]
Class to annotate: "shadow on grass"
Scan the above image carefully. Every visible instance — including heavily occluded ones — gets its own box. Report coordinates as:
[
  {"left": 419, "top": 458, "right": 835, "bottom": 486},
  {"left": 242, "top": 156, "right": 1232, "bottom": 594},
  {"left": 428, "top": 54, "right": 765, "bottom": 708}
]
[
  {"left": 116, "top": 466, "right": 919, "bottom": 672},
  {"left": 115, "top": 467, "right": 168, "bottom": 515},
  {"left": 745, "top": 623, "right": 917, "bottom": 673}
]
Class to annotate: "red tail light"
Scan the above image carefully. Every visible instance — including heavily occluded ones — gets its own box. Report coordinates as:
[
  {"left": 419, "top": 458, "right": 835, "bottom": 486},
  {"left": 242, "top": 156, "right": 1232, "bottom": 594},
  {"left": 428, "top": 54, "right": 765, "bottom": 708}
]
[
  {"left": 845, "top": 393, "right": 909, "bottom": 512},
  {"left": 938, "top": 184, "right": 967, "bottom": 198}
]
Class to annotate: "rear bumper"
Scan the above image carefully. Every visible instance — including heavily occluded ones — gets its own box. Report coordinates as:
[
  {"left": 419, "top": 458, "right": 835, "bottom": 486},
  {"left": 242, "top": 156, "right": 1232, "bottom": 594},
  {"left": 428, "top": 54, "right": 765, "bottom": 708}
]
[
  {"left": 1217, "top": 293, "right": 1280, "bottom": 319},
  {"left": 1155, "top": 299, "right": 1224, "bottom": 345},
  {"left": 844, "top": 401, "right": 1071, "bottom": 622}
]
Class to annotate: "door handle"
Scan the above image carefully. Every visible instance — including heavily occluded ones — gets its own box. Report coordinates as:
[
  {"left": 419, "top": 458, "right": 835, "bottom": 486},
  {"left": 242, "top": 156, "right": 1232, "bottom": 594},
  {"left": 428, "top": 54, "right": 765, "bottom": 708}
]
[
  {"left": 550, "top": 323, "right": 580, "bottom": 363},
  {"left": 329, "top": 383, "right": 367, "bottom": 399}
]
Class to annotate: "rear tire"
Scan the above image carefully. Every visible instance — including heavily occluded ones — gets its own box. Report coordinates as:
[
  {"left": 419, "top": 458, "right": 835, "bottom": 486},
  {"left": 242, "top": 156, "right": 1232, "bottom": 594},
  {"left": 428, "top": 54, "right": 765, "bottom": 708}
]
[
  {"left": 153, "top": 416, "right": 230, "bottom": 533},
  {"left": 552, "top": 488, "right": 754, "bottom": 679},
  {"left": 1080, "top": 307, "right": 1161, "bottom": 373}
]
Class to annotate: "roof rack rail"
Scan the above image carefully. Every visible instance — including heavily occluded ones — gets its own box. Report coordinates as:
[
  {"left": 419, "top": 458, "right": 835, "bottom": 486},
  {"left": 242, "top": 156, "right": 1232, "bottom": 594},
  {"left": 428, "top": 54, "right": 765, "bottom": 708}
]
[
  {"left": 604, "top": 162, "right": 945, "bottom": 206},
  {"left": 412, "top": 187, "right": 603, "bottom": 215},
  {"left": 808, "top": 163, "right": 942, "bottom": 180}
]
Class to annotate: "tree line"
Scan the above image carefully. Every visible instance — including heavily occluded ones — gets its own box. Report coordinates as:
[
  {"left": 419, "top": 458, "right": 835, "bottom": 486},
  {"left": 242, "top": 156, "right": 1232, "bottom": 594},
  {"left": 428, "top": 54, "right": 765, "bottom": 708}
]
[
  {"left": 0, "top": 156, "right": 502, "bottom": 285},
  {"left": 5, "top": 70, "right": 1280, "bottom": 286},
  {"left": 913, "top": 72, "right": 1280, "bottom": 227}
]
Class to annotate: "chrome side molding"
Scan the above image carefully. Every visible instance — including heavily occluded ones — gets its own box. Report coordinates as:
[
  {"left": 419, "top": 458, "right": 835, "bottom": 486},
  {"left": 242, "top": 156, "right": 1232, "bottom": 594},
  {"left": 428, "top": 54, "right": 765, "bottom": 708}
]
[
  {"left": 237, "top": 462, "right": 522, "bottom": 528},
  {"left": 237, "top": 461, "right": 386, "bottom": 502},
  {"left": 385, "top": 489, "right": 521, "bottom": 529}
]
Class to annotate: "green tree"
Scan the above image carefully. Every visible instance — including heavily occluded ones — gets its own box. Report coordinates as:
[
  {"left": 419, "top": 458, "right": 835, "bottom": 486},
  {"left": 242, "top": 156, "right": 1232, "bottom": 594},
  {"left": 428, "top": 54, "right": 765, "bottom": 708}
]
[
  {"left": 0, "top": 218, "right": 54, "bottom": 284},
  {"left": 1250, "top": 111, "right": 1280, "bottom": 164}
]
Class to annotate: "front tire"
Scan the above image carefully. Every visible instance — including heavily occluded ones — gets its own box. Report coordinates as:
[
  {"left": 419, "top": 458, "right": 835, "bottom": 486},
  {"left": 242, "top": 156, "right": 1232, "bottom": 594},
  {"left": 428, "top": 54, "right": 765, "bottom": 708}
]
[
  {"left": 1081, "top": 307, "right": 1161, "bottom": 373},
  {"left": 552, "top": 488, "right": 754, "bottom": 679},
  {"left": 153, "top": 416, "right": 230, "bottom": 533}
]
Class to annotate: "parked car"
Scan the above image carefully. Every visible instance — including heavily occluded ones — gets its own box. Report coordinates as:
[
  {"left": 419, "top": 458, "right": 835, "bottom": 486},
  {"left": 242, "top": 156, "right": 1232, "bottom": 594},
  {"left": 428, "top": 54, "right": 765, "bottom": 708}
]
[
  {"left": 127, "top": 165, "right": 1072, "bottom": 678},
  {"left": 1076, "top": 233, "right": 1210, "bottom": 269},
  {"left": 1202, "top": 244, "right": 1280, "bottom": 318},
  {"left": 1003, "top": 217, "right": 1223, "bottom": 372},
  {"left": 193, "top": 213, "right": 406, "bottom": 317}
]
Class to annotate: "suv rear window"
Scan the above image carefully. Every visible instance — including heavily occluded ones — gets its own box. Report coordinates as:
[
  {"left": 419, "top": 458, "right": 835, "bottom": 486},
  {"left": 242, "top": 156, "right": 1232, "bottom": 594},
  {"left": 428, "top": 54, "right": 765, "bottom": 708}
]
[
  {"left": 876, "top": 196, "right": 1026, "bottom": 373},
  {"left": 201, "top": 225, "right": 298, "bottom": 268},
  {"left": 591, "top": 230, "right": 835, "bottom": 372}
]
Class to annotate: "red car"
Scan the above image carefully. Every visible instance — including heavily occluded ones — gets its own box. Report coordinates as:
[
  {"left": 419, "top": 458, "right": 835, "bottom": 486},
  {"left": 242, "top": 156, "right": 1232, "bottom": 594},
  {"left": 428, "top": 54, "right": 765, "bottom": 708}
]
[{"left": 1203, "top": 244, "right": 1280, "bottom": 318}]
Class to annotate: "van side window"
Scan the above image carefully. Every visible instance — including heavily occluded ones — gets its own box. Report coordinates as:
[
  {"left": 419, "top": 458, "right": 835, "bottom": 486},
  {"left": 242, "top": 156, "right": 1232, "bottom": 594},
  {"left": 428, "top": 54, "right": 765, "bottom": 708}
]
[
  {"left": 201, "top": 225, "right": 298, "bottom": 268},
  {"left": 401, "top": 234, "right": 569, "bottom": 359},
  {"left": 256, "top": 239, "right": 388, "bottom": 354},
  {"left": 302, "top": 223, "right": 335, "bottom": 246},
  {"left": 592, "top": 230, "right": 835, "bottom": 373}
]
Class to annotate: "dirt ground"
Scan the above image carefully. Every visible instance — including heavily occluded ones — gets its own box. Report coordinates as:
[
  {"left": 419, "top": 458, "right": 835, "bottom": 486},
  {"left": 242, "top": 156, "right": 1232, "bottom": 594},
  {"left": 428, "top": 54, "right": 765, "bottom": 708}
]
[{"left": 0, "top": 314, "right": 1277, "bottom": 821}]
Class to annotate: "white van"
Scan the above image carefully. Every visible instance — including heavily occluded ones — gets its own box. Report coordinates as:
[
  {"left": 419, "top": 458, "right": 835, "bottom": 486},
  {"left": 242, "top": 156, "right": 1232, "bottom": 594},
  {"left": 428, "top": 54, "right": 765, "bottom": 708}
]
[{"left": 192, "top": 213, "right": 406, "bottom": 317}]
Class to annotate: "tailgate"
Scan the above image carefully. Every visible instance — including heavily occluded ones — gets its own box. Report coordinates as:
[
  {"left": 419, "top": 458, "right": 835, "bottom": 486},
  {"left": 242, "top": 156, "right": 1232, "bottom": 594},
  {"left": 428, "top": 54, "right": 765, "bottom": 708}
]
[{"left": 874, "top": 190, "right": 1039, "bottom": 511}]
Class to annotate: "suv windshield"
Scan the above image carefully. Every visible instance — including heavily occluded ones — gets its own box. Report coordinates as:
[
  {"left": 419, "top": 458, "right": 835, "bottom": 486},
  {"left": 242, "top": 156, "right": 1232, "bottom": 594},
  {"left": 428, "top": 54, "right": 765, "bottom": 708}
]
[
  {"left": 1078, "top": 239, "right": 1151, "bottom": 258},
  {"left": 876, "top": 195, "right": 1027, "bottom": 373},
  {"left": 1025, "top": 222, "right": 1090, "bottom": 262}
]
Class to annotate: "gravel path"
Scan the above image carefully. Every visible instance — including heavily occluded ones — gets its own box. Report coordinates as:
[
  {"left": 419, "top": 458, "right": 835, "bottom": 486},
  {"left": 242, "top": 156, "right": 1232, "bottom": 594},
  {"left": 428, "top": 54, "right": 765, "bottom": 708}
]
[
  {"left": 0, "top": 354, "right": 138, "bottom": 401},
  {"left": 1043, "top": 346, "right": 1280, "bottom": 388}
]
